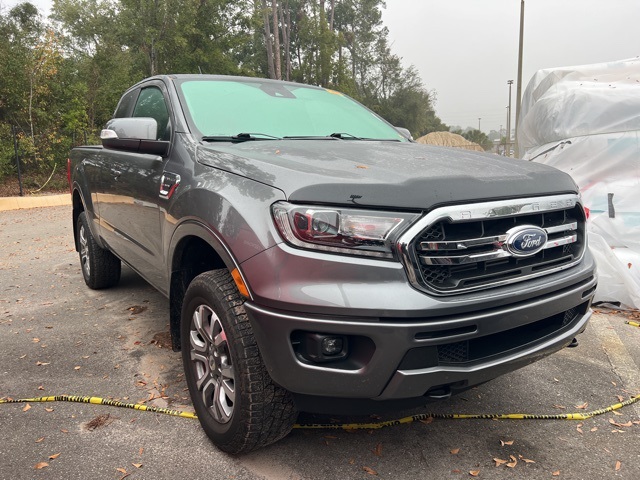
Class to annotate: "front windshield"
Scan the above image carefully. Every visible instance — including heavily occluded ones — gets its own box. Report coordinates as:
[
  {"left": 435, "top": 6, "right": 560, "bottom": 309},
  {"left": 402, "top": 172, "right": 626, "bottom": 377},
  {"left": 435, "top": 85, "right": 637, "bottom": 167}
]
[{"left": 176, "top": 78, "right": 406, "bottom": 141}]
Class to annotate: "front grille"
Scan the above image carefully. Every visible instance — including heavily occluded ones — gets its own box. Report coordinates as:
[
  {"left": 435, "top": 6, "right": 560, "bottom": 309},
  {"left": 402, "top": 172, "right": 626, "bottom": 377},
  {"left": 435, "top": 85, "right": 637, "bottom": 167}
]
[{"left": 398, "top": 195, "right": 586, "bottom": 295}]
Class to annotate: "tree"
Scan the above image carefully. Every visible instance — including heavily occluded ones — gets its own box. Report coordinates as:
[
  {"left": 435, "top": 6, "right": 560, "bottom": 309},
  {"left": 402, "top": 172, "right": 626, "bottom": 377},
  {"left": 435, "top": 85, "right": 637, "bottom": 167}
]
[
  {"left": 453, "top": 128, "right": 493, "bottom": 151},
  {"left": 1, "top": 0, "right": 450, "bottom": 182}
]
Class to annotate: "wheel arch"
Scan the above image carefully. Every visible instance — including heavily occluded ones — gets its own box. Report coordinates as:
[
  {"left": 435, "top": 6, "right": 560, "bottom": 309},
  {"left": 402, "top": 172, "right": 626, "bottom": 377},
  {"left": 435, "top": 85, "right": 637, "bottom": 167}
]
[
  {"left": 167, "top": 220, "right": 248, "bottom": 351},
  {"left": 72, "top": 186, "right": 90, "bottom": 252}
]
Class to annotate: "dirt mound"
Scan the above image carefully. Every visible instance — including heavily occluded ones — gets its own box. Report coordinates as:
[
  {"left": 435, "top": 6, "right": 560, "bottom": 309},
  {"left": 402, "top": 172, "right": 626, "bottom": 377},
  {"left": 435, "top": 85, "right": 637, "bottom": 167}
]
[{"left": 415, "top": 132, "right": 484, "bottom": 152}]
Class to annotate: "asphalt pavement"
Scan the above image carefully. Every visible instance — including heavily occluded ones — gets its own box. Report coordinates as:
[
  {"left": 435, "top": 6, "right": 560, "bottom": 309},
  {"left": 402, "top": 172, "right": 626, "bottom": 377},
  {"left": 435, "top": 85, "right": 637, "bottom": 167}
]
[{"left": 1, "top": 204, "right": 639, "bottom": 479}]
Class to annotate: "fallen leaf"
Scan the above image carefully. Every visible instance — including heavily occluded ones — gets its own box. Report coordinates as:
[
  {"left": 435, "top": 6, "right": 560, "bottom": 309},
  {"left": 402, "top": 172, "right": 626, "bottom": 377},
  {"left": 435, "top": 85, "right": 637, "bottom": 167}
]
[
  {"left": 469, "top": 471, "right": 480, "bottom": 477},
  {"left": 590, "top": 427, "right": 598, "bottom": 432},
  {"left": 576, "top": 423, "right": 583, "bottom": 434},
  {"left": 452, "top": 469, "right": 461, "bottom": 474},
  {"left": 35, "top": 437, "right": 45, "bottom": 443},
  {"left": 553, "top": 404, "right": 566, "bottom": 410},
  {"left": 138, "top": 447, "right": 144, "bottom": 455},
  {"left": 34, "top": 462, "right": 49, "bottom": 469},
  {"left": 60, "top": 429, "right": 69, "bottom": 433},
  {"left": 127, "top": 305, "right": 148, "bottom": 315},
  {"left": 493, "top": 458, "right": 508, "bottom": 467},
  {"left": 349, "top": 458, "right": 355, "bottom": 465},
  {"left": 506, "top": 455, "right": 518, "bottom": 468},
  {"left": 552, "top": 470, "right": 560, "bottom": 476},
  {"left": 362, "top": 466, "right": 378, "bottom": 475},
  {"left": 615, "top": 461, "right": 621, "bottom": 471},
  {"left": 38, "top": 385, "right": 44, "bottom": 390},
  {"left": 575, "top": 402, "right": 588, "bottom": 409},
  {"left": 74, "top": 366, "right": 81, "bottom": 370},
  {"left": 612, "top": 410, "right": 623, "bottom": 416},
  {"left": 520, "top": 457, "right": 536, "bottom": 464},
  {"left": 19, "top": 354, "right": 27, "bottom": 359},
  {"left": 36, "top": 361, "right": 50, "bottom": 366},
  {"left": 45, "top": 407, "right": 54, "bottom": 412},
  {"left": 323, "top": 435, "right": 337, "bottom": 440},
  {"left": 450, "top": 448, "right": 460, "bottom": 455},
  {"left": 617, "top": 395, "right": 625, "bottom": 402},
  {"left": 86, "top": 414, "right": 112, "bottom": 431},
  {"left": 33, "top": 338, "right": 40, "bottom": 343},
  {"left": 132, "top": 463, "right": 142, "bottom": 468},
  {"left": 609, "top": 419, "right": 633, "bottom": 428},
  {"left": 372, "top": 443, "right": 383, "bottom": 456},
  {"left": 116, "top": 468, "right": 127, "bottom": 474},
  {"left": 419, "top": 417, "right": 434, "bottom": 425},
  {"left": 49, "top": 453, "right": 61, "bottom": 460},
  {"left": 23, "top": 403, "right": 31, "bottom": 412},
  {"left": 500, "top": 440, "right": 514, "bottom": 446}
]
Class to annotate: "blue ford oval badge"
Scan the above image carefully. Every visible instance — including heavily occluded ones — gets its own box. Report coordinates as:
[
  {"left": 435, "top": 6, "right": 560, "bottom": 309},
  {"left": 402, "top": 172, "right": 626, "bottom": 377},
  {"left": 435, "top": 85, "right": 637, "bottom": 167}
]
[{"left": 505, "top": 226, "right": 548, "bottom": 257}]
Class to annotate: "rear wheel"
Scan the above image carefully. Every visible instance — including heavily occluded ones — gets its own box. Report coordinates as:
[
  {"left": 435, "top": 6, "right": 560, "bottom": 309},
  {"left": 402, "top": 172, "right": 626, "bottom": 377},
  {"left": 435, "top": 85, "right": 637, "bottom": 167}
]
[
  {"left": 76, "top": 211, "right": 121, "bottom": 289},
  {"left": 181, "top": 270, "right": 297, "bottom": 454}
]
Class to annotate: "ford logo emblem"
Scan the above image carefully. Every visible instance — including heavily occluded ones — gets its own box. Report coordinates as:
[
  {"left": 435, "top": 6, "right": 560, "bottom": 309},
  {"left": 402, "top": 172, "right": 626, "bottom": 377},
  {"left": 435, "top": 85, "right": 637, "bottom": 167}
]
[{"left": 505, "top": 226, "right": 548, "bottom": 257}]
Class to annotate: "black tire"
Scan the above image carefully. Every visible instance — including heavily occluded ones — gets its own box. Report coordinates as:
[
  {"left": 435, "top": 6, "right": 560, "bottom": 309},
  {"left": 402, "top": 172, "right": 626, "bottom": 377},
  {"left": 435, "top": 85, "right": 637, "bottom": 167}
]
[
  {"left": 76, "top": 211, "right": 121, "bottom": 289},
  {"left": 181, "top": 270, "right": 298, "bottom": 454}
]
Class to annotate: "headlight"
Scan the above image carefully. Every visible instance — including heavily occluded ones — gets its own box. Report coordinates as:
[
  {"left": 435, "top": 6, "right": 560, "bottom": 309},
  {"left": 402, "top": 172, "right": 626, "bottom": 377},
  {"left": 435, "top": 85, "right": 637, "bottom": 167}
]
[{"left": 272, "top": 202, "right": 420, "bottom": 258}]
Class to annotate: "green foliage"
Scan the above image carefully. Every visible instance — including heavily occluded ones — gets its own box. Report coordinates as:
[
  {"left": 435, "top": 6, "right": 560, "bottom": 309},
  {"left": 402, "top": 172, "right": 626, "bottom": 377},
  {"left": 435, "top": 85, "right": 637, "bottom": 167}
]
[
  {"left": 453, "top": 128, "right": 493, "bottom": 151},
  {"left": 0, "top": 0, "right": 448, "bottom": 183}
]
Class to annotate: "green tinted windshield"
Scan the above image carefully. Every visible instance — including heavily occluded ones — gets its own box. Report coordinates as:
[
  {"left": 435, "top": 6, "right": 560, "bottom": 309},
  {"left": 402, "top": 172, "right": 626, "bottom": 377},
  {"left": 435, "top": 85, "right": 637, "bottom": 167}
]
[{"left": 177, "top": 79, "right": 405, "bottom": 141}]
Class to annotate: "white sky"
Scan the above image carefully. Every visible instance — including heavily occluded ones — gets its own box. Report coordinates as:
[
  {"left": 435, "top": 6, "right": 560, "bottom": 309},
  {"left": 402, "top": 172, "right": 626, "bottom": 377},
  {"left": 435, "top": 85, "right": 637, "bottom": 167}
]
[
  {"left": 382, "top": 0, "right": 640, "bottom": 132},
  {"left": 3, "top": 0, "right": 639, "bottom": 133}
]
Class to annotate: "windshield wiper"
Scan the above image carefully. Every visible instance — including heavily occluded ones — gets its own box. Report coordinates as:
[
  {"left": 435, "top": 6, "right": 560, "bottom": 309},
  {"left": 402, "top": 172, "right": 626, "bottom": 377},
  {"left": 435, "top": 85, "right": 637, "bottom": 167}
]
[
  {"left": 329, "top": 132, "right": 362, "bottom": 140},
  {"left": 282, "top": 135, "right": 340, "bottom": 140},
  {"left": 280, "top": 133, "right": 363, "bottom": 140},
  {"left": 202, "top": 132, "right": 282, "bottom": 143},
  {"left": 329, "top": 132, "right": 403, "bottom": 142}
]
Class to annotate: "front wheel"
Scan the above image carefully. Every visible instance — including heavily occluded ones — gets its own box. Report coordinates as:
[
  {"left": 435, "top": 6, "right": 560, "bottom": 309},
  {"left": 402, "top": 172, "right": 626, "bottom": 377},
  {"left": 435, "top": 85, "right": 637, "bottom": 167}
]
[
  {"left": 181, "top": 270, "right": 298, "bottom": 454},
  {"left": 76, "top": 211, "right": 121, "bottom": 289}
]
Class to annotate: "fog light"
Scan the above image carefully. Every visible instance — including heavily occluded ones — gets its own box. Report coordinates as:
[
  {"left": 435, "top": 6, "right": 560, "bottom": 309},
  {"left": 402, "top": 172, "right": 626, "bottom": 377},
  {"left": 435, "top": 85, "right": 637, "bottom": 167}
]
[
  {"left": 321, "top": 336, "right": 344, "bottom": 356},
  {"left": 297, "top": 332, "right": 349, "bottom": 363}
]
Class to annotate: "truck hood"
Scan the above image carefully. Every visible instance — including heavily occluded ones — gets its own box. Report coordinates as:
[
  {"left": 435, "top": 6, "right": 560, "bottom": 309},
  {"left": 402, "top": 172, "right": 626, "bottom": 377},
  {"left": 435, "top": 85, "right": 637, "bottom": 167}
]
[{"left": 196, "top": 139, "right": 578, "bottom": 209}]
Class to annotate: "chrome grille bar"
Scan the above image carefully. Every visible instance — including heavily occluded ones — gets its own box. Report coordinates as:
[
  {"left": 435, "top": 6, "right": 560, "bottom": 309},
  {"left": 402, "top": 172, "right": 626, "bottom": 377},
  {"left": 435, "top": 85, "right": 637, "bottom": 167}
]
[{"left": 397, "top": 194, "right": 586, "bottom": 296}]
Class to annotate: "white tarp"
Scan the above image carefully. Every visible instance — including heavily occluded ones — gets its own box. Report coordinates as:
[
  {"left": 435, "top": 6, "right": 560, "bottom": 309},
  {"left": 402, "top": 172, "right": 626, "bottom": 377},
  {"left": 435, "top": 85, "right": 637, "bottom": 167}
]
[{"left": 518, "top": 57, "right": 640, "bottom": 308}]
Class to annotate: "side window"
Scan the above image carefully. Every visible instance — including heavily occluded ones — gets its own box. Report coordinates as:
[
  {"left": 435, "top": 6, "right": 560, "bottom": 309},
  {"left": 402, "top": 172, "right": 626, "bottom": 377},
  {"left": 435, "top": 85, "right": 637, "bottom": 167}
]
[
  {"left": 133, "top": 87, "right": 171, "bottom": 141},
  {"left": 114, "top": 89, "right": 138, "bottom": 118}
]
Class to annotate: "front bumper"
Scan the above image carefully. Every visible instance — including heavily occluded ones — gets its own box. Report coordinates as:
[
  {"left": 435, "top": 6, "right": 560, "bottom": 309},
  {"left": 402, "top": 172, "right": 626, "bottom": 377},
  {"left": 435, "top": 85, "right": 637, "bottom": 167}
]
[{"left": 243, "top": 263, "right": 596, "bottom": 403}]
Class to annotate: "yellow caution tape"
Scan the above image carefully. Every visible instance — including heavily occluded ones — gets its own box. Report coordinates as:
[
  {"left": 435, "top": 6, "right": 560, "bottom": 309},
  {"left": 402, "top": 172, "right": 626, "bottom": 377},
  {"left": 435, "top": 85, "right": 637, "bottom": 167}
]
[
  {"left": 626, "top": 321, "right": 640, "bottom": 328},
  {"left": 294, "top": 394, "right": 640, "bottom": 429},
  {"left": 0, "top": 395, "right": 197, "bottom": 419},
  {"left": 1, "top": 394, "right": 638, "bottom": 429}
]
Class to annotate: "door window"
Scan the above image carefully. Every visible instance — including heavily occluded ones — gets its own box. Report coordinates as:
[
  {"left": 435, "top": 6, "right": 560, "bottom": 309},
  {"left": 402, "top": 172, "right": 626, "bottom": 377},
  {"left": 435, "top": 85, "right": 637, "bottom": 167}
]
[{"left": 133, "top": 87, "right": 171, "bottom": 140}]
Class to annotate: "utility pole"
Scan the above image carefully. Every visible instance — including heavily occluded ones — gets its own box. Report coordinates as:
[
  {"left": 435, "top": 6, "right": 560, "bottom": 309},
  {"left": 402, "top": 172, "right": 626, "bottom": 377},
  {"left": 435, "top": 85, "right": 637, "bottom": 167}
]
[
  {"left": 478, "top": 118, "right": 481, "bottom": 132},
  {"left": 515, "top": 0, "right": 525, "bottom": 158},
  {"left": 507, "top": 80, "right": 513, "bottom": 157}
]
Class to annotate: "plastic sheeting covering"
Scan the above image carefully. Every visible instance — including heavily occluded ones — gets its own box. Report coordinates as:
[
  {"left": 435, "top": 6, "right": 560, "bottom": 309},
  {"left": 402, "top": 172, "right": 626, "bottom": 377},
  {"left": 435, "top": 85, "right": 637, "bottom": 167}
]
[{"left": 519, "top": 57, "right": 640, "bottom": 308}]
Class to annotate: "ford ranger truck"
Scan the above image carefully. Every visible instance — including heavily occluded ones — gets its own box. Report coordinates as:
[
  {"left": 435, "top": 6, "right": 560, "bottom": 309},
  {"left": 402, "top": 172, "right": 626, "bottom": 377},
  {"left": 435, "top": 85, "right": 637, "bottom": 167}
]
[{"left": 68, "top": 74, "right": 597, "bottom": 453}]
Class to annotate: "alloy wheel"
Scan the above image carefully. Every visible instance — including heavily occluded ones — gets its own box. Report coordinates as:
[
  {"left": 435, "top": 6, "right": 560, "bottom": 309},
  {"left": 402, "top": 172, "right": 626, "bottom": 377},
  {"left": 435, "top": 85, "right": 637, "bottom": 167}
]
[{"left": 189, "top": 304, "right": 235, "bottom": 423}]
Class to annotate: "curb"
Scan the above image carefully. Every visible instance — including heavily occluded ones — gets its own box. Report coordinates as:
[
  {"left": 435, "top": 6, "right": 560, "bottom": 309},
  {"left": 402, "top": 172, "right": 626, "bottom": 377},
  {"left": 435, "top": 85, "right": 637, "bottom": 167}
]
[{"left": 0, "top": 194, "right": 71, "bottom": 212}]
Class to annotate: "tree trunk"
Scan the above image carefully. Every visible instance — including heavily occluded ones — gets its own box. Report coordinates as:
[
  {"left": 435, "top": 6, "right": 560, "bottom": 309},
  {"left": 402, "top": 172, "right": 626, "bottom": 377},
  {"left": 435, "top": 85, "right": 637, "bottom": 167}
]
[
  {"left": 279, "top": 1, "right": 291, "bottom": 81},
  {"left": 272, "top": 0, "right": 281, "bottom": 79},
  {"left": 329, "top": 0, "right": 335, "bottom": 31},
  {"left": 261, "top": 0, "right": 276, "bottom": 79}
]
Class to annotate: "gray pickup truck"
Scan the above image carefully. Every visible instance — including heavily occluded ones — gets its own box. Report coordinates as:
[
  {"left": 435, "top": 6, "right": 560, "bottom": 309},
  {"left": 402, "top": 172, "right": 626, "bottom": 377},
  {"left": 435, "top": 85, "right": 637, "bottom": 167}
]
[{"left": 68, "top": 74, "right": 597, "bottom": 453}]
